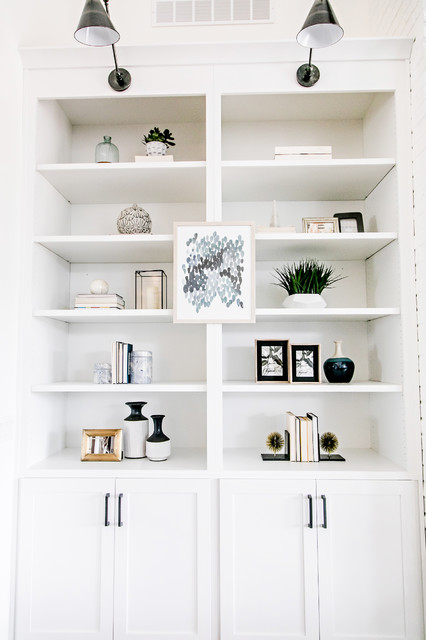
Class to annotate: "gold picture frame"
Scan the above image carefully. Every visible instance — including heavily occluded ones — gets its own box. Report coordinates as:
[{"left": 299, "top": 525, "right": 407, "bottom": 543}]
[
  {"left": 81, "top": 429, "right": 123, "bottom": 462},
  {"left": 302, "top": 217, "right": 339, "bottom": 233}
]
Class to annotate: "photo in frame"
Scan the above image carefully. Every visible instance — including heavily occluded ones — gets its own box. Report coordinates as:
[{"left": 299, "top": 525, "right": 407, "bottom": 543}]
[
  {"left": 174, "top": 222, "right": 255, "bottom": 323},
  {"left": 333, "top": 212, "right": 364, "bottom": 233},
  {"left": 255, "top": 339, "right": 290, "bottom": 383},
  {"left": 290, "top": 344, "right": 321, "bottom": 383},
  {"left": 302, "top": 217, "right": 339, "bottom": 233},
  {"left": 81, "top": 429, "right": 123, "bottom": 461}
]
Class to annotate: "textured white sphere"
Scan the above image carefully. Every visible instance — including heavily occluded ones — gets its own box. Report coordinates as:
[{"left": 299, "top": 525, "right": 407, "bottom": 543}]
[{"left": 90, "top": 279, "right": 109, "bottom": 294}]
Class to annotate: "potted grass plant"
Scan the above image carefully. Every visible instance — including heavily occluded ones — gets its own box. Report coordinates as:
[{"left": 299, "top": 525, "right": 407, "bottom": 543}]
[{"left": 272, "top": 258, "right": 345, "bottom": 308}]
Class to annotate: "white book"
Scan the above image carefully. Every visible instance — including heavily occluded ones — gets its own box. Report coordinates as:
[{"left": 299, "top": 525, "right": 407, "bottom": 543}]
[
  {"left": 299, "top": 416, "right": 310, "bottom": 462},
  {"left": 275, "top": 145, "right": 332, "bottom": 155},
  {"left": 286, "top": 411, "right": 297, "bottom": 462},
  {"left": 307, "top": 412, "right": 320, "bottom": 462},
  {"left": 134, "top": 155, "right": 174, "bottom": 162},
  {"left": 306, "top": 417, "right": 314, "bottom": 462},
  {"left": 274, "top": 154, "right": 332, "bottom": 161}
]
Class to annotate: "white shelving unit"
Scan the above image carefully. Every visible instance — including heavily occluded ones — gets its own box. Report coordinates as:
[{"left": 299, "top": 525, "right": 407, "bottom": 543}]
[{"left": 15, "top": 40, "right": 425, "bottom": 640}]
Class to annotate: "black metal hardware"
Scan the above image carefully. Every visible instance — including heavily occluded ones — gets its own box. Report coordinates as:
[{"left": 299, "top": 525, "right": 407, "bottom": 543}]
[
  {"left": 321, "top": 494, "right": 328, "bottom": 528},
  {"left": 104, "top": 492, "right": 111, "bottom": 527},
  {"left": 307, "top": 494, "right": 313, "bottom": 528},
  {"left": 118, "top": 493, "right": 124, "bottom": 527}
]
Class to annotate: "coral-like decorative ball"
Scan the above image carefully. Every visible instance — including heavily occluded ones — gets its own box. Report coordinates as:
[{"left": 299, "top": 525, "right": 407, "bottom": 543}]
[
  {"left": 320, "top": 432, "right": 339, "bottom": 455},
  {"left": 90, "top": 279, "right": 109, "bottom": 294},
  {"left": 117, "top": 203, "right": 152, "bottom": 234},
  {"left": 266, "top": 431, "right": 285, "bottom": 455}
]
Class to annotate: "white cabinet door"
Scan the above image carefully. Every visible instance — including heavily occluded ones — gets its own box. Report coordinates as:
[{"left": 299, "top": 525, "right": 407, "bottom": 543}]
[
  {"left": 114, "top": 479, "right": 211, "bottom": 640},
  {"left": 15, "top": 478, "right": 115, "bottom": 640},
  {"left": 317, "top": 480, "right": 424, "bottom": 640},
  {"left": 220, "top": 479, "right": 319, "bottom": 640}
]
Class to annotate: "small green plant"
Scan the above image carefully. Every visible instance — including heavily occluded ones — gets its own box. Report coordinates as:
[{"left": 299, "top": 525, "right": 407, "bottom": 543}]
[
  {"left": 142, "top": 126, "right": 175, "bottom": 147},
  {"left": 266, "top": 432, "right": 285, "bottom": 456},
  {"left": 320, "top": 432, "right": 339, "bottom": 458},
  {"left": 272, "top": 258, "right": 344, "bottom": 295}
]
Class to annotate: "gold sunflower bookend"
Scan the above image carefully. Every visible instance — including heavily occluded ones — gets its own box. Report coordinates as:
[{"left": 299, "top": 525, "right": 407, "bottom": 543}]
[
  {"left": 266, "top": 431, "right": 285, "bottom": 456},
  {"left": 320, "top": 432, "right": 339, "bottom": 458}
]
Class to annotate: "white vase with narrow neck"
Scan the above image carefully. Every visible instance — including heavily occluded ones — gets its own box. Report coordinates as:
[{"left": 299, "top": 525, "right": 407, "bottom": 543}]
[
  {"left": 332, "top": 341, "right": 344, "bottom": 357},
  {"left": 282, "top": 293, "right": 327, "bottom": 309}
]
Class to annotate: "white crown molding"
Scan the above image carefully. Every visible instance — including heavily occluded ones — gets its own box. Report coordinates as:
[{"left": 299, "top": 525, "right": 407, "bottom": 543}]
[{"left": 20, "top": 37, "right": 414, "bottom": 70}]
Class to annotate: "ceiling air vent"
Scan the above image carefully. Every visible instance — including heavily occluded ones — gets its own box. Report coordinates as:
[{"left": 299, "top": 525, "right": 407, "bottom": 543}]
[{"left": 153, "top": 0, "right": 272, "bottom": 26}]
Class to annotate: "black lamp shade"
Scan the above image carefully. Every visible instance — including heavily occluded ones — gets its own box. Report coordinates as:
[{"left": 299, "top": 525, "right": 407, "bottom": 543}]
[
  {"left": 297, "top": 0, "right": 344, "bottom": 49},
  {"left": 74, "top": 0, "right": 120, "bottom": 46}
]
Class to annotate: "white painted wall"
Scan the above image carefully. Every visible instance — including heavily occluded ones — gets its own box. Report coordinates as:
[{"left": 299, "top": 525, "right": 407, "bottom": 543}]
[
  {"left": 11, "top": 0, "right": 374, "bottom": 48},
  {"left": 0, "top": 7, "right": 23, "bottom": 639}
]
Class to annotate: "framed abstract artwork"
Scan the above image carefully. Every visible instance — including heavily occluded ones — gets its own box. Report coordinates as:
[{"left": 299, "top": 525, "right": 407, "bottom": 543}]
[{"left": 173, "top": 222, "right": 255, "bottom": 323}]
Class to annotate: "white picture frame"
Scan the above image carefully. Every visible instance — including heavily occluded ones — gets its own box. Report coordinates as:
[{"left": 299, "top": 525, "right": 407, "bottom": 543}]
[{"left": 174, "top": 221, "right": 255, "bottom": 323}]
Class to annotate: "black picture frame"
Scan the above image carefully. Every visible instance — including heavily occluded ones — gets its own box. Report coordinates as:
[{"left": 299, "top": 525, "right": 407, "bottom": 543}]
[
  {"left": 255, "top": 339, "right": 290, "bottom": 383},
  {"left": 333, "top": 212, "right": 364, "bottom": 233},
  {"left": 290, "top": 344, "right": 321, "bottom": 383}
]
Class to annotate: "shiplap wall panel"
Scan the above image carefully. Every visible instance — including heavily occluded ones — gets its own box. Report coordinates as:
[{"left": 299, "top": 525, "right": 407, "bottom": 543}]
[{"left": 372, "top": 0, "right": 426, "bottom": 525}]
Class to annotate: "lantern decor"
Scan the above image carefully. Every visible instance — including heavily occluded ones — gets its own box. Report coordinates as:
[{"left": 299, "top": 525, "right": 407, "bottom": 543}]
[{"left": 135, "top": 270, "right": 167, "bottom": 309}]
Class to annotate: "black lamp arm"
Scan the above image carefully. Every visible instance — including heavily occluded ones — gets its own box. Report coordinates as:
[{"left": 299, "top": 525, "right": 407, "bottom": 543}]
[{"left": 102, "top": 0, "right": 131, "bottom": 91}]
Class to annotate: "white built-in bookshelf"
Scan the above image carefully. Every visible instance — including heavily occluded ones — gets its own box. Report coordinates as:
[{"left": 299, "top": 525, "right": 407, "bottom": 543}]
[
  {"left": 19, "top": 45, "right": 420, "bottom": 482},
  {"left": 15, "top": 40, "right": 426, "bottom": 640}
]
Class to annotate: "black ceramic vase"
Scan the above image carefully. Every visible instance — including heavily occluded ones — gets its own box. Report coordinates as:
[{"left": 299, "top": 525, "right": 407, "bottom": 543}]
[
  {"left": 123, "top": 401, "right": 149, "bottom": 458},
  {"left": 323, "top": 340, "right": 355, "bottom": 383},
  {"left": 146, "top": 414, "right": 171, "bottom": 462}
]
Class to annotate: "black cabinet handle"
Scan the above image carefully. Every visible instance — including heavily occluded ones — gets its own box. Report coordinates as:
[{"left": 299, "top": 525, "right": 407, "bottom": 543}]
[
  {"left": 118, "top": 493, "right": 124, "bottom": 527},
  {"left": 307, "top": 494, "right": 313, "bottom": 528},
  {"left": 321, "top": 494, "right": 328, "bottom": 529},
  {"left": 104, "top": 493, "right": 110, "bottom": 527}
]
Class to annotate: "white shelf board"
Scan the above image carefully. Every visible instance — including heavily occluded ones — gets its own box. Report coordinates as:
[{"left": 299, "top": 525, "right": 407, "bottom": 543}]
[
  {"left": 223, "top": 381, "right": 402, "bottom": 393},
  {"left": 23, "top": 447, "right": 207, "bottom": 478},
  {"left": 37, "top": 162, "right": 206, "bottom": 204},
  {"left": 255, "top": 232, "right": 397, "bottom": 261},
  {"left": 256, "top": 308, "right": 399, "bottom": 322},
  {"left": 222, "top": 159, "right": 395, "bottom": 201},
  {"left": 32, "top": 381, "right": 207, "bottom": 393},
  {"left": 222, "top": 448, "right": 409, "bottom": 480},
  {"left": 34, "top": 234, "right": 174, "bottom": 263},
  {"left": 35, "top": 232, "right": 397, "bottom": 265},
  {"left": 33, "top": 309, "right": 173, "bottom": 323}
]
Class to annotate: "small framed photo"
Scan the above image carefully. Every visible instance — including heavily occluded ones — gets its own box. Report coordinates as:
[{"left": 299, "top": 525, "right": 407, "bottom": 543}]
[
  {"left": 174, "top": 221, "right": 255, "bottom": 323},
  {"left": 302, "top": 217, "right": 339, "bottom": 233},
  {"left": 333, "top": 212, "right": 364, "bottom": 233},
  {"left": 81, "top": 429, "right": 123, "bottom": 462},
  {"left": 290, "top": 344, "right": 321, "bottom": 383},
  {"left": 255, "top": 339, "right": 290, "bottom": 383}
]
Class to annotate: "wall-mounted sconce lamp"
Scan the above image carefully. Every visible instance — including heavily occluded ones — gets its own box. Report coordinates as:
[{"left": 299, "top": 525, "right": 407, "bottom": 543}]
[
  {"left": 74, "top": 0, "right": 131, "bottom": 92},
  {"left": 296, "top": 0, "right": 343, "bottom": 87}
]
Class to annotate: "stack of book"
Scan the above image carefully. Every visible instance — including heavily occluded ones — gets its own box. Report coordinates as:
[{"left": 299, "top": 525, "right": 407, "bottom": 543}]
[
  {"left": 111, "top": 341, "right": 133, "bottom": 384},
  {"left": 74, "top": 293, "right": 125, "bottom": 309},
  {"left": 274, "top": 145, "right": 332, "bottom": 161},
  {"left": 286, "top": 411, "right": 320, "bottom": 462}
]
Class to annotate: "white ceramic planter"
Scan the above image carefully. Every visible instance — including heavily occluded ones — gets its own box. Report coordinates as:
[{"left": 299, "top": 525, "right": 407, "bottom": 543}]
[
  {"left": 145, "top": 141, "right": 167, "bottom": 156},
  {"left": 282, "top": 293, "right": 327, "bottom": 308}
]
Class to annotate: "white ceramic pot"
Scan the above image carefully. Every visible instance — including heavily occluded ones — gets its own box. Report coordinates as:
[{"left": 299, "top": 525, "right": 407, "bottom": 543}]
[
  {"left": 146, "top": 439, "right": 171, "bottom": 462},
  {"left": 282, "top": 293, "right": 327, "bottom": 309},
  {"left": 145, "top": 141, "right": 167, "bottom": 156}
]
